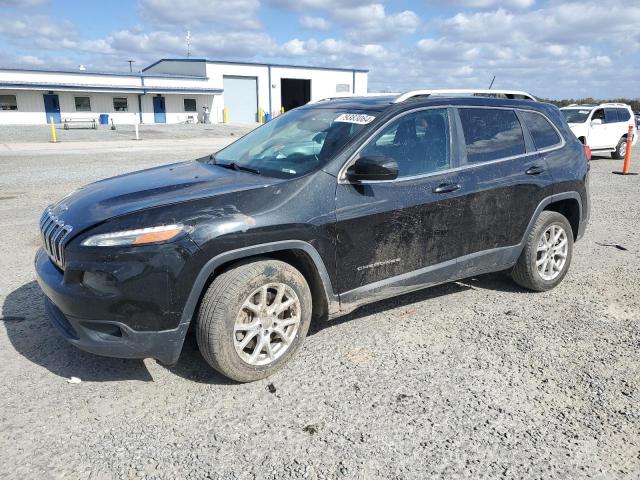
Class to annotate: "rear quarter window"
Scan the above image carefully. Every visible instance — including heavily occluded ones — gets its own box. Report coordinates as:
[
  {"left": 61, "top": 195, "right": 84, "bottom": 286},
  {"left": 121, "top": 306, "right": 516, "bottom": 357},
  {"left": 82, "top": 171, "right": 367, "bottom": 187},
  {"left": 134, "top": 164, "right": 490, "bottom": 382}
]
[
  {"left": 520, "top": 111, "right": 562, "bottom": 150},
  {"left": 617, "top": 108, "right": 631, "bottom": 122},
  {"left": 458, "top": 108, "right": 526, "bottom": 163}
]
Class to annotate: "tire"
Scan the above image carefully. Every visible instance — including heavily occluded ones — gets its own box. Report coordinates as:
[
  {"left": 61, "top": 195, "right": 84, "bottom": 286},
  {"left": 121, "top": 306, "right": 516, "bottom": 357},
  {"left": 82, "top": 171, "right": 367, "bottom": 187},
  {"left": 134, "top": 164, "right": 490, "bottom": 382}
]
[
  {"left": 196, "top": 259, "right": 312, "bottom": 382},
  {"left": 511, "top": 211, "right": 574, "bottom": 292},
  {"left": 612, "top": 137, "right": 627, "bottom": 159}
]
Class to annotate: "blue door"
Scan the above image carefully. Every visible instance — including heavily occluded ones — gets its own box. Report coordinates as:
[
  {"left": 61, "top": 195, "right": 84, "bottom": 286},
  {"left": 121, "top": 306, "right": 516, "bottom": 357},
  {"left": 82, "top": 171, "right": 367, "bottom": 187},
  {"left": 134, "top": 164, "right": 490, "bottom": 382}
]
[
  {"left": 153, "top": 96, "right": 166, "bottom": 123},
  {"left": 43, "top": 94, "right": 61, "bottom": 124}
]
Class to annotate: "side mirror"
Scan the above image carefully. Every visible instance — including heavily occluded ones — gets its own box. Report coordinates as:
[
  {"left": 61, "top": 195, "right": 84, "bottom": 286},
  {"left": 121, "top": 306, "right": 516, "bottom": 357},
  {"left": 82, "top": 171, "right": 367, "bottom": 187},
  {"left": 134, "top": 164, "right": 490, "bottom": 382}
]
[
  {"left": 345, "top": 155, "right": 398, "bottom": 182},
  {"left": 591, "top": 118, "right": 603, "bottom": 126}
]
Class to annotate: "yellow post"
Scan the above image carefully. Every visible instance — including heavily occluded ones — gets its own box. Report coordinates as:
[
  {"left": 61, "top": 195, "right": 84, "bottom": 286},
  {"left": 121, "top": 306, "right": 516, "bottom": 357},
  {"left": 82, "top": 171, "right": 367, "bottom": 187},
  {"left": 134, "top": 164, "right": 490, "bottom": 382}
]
[
  {"left": 223, "top": 107, "right": 229, "bottom": 124},
  {"left": 281, "top": 106, "right": 285, "bottom": 114},
  {"left": 258, "top": 108, "right": 264, "bottom": 124},
  {"left": 49, "top": 116, "right": 57, "bottom": 143}
]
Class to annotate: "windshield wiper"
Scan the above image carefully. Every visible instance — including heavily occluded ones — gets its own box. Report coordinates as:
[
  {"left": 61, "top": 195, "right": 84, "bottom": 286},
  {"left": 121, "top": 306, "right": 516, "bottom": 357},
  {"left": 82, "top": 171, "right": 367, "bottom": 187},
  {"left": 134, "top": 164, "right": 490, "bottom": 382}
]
[{"left": 215, "top": 161, "right": 261, "bottom": 175}]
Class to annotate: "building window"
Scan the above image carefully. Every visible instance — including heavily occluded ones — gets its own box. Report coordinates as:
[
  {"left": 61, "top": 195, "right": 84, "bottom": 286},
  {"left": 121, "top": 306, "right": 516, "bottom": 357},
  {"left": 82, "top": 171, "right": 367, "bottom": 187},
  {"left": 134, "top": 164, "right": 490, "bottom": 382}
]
[
  {"left": 0, "top": 95, "right": 18, "bottom": 111},
  {"left": 75, "top": 96, "right": 91, "bottom": 112},
  {"left": 183, "top": 98, "right": 197, "bottom": 112},
  {"left": 336, "top": 84, "right": 350, "bottom": 93},
  {"left": 113, "top": 97, "right": 128, "bottom": 112}
]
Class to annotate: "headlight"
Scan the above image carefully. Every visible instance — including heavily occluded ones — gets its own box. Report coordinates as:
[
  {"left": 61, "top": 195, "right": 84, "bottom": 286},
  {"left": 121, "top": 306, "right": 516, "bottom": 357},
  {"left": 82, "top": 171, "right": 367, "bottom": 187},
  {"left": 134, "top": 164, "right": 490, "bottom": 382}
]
[{"left": 81, "top": 224, "right": 185, "bottom": 247}]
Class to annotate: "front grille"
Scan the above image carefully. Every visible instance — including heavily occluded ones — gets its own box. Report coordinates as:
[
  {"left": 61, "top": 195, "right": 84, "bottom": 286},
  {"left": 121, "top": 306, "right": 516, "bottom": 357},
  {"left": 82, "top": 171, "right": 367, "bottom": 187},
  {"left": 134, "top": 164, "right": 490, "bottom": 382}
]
[{"left": 40, "top": 207, "right": 73, "bottom": 269}]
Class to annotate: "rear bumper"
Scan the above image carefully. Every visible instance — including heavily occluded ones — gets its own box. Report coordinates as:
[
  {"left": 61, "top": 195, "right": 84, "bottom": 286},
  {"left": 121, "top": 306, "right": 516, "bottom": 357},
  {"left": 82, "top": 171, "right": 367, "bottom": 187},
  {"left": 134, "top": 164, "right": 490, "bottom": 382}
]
[{"left": 35, "top": 249, "right": 188, "bottom": 364}]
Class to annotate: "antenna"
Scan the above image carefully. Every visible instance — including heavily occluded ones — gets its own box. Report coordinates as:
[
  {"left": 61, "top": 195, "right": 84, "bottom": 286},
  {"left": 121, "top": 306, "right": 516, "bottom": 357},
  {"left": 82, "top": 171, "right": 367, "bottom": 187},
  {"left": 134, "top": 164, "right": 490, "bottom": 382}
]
[
  {"left": 488, "top": 75, "right": 496, "bottom": 89},
  {"left": 127, "top": 60, "right": 135, "bottom": 72},
  {"left": 186, "top": 30, "right": 191, "bottom": 58}
]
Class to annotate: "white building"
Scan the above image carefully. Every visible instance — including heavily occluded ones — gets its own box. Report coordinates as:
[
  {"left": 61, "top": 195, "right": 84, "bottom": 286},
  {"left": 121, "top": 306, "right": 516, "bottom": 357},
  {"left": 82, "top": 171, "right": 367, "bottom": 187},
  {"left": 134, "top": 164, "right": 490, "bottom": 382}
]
[{"left": 0, "top": 58, "right": 369, "bottom": 126}]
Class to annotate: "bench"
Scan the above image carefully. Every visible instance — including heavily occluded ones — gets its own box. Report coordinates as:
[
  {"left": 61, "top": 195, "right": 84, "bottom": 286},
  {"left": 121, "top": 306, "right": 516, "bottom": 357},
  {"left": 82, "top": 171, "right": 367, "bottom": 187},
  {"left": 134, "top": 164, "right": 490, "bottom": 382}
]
[{"left": 63, "top": 117, "right": 97, "bottom": 130}]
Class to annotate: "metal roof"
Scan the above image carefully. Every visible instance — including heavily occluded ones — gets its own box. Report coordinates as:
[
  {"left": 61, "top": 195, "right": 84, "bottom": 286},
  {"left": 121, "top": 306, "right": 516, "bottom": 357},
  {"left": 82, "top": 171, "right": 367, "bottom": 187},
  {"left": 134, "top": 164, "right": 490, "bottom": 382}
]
[
  {"left": 0, "top": 81, "right": 221, "bottom": 95},
  {"left": 143, "top": 58, "right": 369, "bottom": 73},
  {"left": 0, "top": 66, "right": 207, "bottom": 80}
]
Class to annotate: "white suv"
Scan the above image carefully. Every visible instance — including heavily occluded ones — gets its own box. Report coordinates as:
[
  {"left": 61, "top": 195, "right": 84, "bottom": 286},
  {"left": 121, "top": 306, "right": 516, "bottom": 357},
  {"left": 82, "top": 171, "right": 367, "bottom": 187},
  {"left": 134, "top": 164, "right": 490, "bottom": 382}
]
[{"left": 560, "top": 103, "right": 637, "bottom": 159}]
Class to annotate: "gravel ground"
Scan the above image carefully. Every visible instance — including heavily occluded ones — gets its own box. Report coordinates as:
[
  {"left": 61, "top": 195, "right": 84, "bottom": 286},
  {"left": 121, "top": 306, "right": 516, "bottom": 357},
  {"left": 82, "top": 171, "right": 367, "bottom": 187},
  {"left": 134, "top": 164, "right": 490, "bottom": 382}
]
[
  {"left": 0, "top": 137, "right": 639, "bottom": 479},
  {"left": 0, "top": 123, "right": 254, "bottom": 144}
]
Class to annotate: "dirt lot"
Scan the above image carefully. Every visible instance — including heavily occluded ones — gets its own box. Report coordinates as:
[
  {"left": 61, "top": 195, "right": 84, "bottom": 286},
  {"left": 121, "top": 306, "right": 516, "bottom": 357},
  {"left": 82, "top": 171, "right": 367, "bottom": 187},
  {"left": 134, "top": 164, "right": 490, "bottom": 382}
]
[{"left": 0, "top": 134, "right": 639, "bottom": 479}]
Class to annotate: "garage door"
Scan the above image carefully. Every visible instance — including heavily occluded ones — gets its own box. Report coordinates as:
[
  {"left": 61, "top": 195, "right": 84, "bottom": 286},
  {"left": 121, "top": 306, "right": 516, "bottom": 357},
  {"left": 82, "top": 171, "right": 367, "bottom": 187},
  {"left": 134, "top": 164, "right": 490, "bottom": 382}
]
[{"left": 223, "top": 76, "right": 258, "bottom": 123}]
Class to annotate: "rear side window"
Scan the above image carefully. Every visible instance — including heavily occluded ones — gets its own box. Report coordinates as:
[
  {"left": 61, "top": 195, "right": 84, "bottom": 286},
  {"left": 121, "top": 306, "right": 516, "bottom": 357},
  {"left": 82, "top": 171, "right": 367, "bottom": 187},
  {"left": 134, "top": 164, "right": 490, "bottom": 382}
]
[
  {"left": 520, "top": 111, "right": 561, "bottom": 150},
  {"left": 459, "top": 108, "right": 526, "bottom": 163},
  {"left": 605, "top": 109, "right": 620, "bottom": 124}
]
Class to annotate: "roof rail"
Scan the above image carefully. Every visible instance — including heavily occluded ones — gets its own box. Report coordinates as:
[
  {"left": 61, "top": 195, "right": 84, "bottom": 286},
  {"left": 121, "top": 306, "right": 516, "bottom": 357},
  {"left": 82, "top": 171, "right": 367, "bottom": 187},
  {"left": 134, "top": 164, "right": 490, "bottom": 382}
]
[
  {"left": 309, "top": 92, "right": 398, "bottom": 104},
  {"left": 600, "top": 102, "right": 630, "bottom": 108},
  {"left": 393, "top": 89, "right": 537, "bottom": 103}
]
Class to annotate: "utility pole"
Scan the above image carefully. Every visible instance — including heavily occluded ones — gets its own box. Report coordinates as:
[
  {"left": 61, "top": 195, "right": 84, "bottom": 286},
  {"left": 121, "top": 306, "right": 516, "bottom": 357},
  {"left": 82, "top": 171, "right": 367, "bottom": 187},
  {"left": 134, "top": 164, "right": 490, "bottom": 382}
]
[
  {"left": 128, "top": 60, "right": 135, "bottom": 72},
  {"left": 186, "top": 31, "right": 191, "bottom": 58}
]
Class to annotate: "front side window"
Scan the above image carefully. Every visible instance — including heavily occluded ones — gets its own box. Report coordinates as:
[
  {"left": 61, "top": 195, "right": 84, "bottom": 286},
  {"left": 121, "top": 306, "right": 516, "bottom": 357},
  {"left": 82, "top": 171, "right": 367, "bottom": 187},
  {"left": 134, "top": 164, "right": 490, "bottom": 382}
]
[
  {"left": 184, "top": 98, "right": 197, "bottom": 112},
  {"left": 459, "top": 108, "right": 525, "bottom": 163},
  {"left": 209, "top": 108, "right": 374, "bottom": 179},
  {"left": 591, "top": 108, "right": 605, "bottom": 122},
  {"left": 113, "top": 97, "right": 128, "bottom": 112},
  {"left": 0, "top": 94, "right": 17, "bottom": 111},
  {"left": 359, "top": 108, "right": 450, "bottom": 178},
  {"left": 75, "top": 97, "right": 91, "bottom": 112},
  {"left": 520, "top": 111, "right": 561, "bottom": 150}
]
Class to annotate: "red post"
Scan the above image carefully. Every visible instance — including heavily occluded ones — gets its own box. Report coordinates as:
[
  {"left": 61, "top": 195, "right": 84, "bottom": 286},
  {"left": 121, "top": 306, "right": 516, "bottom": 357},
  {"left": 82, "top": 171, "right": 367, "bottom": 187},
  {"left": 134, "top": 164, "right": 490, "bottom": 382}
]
[{"left": 622, "top": 125, "right": 634, "bottom": 174}]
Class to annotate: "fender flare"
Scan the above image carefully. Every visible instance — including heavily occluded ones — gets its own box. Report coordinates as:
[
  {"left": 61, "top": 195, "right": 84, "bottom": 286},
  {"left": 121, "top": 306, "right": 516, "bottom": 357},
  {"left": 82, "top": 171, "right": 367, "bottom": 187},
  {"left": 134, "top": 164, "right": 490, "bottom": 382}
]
[
  {"left": 179, "top": 240, "right": 339, "bottom": 329},
  {"left": 518, "top": 192, "right": 583, "bottom": 248}
]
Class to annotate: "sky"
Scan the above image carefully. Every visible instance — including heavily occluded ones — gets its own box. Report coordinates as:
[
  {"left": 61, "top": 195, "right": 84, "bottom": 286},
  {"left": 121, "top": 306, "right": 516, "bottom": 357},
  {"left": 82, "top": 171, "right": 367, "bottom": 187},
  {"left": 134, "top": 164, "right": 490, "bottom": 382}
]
[{"left": 0, "top": 0, "right": 638, "bottom": 99}]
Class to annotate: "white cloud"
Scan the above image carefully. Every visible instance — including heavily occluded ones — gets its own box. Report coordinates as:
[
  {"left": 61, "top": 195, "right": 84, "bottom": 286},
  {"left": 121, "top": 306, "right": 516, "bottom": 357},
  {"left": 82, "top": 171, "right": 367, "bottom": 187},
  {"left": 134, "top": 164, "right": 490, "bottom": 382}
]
[
  {"left": 299, "top": 15, "right": 330, "bottom": 31},
  {"left": 442, "top": 0, "right": 534, "bottom": 9},
  {"left": 138, "top": 0, "right": 261, "bottom": 29}
]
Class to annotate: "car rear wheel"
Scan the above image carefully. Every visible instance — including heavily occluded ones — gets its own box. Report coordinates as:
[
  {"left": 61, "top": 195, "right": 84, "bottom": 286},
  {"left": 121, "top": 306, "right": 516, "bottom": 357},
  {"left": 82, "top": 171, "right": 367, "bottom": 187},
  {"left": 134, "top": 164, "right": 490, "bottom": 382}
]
[
  {"left": 613, "top": 136, "right": 627, "bottom": 159},
  {"left": 511, "top": 211, "right": 574, "bottom": 291},
  {"left": 196, "top": 259, "right": 312, "bottom": 382}
]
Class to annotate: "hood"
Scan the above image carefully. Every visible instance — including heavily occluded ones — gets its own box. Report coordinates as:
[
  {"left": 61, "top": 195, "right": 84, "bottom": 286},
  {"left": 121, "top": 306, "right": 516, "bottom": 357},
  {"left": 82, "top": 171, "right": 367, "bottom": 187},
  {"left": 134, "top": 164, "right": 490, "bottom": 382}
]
[{"left": 48, "top": 160, "right": 281, "bottom": 233}]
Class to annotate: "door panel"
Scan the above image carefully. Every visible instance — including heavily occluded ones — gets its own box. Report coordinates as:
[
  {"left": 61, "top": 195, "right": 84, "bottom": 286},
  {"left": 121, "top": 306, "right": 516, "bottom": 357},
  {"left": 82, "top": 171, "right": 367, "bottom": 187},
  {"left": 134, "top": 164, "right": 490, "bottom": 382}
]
[
  {"left": 588, "top": 108, "right": 608, "bottom": 148},
  {"left": 335, "top": 107, "right": 460, "bottom": 294},
  {"left": 43, "top": 94, "right": 61, "bottom": 124},
  {"left": 153, "top": 96, "right": 166, "bottom": 123},
  {"left": 335, "top": 173, "right": 464, "bottom": 293}
]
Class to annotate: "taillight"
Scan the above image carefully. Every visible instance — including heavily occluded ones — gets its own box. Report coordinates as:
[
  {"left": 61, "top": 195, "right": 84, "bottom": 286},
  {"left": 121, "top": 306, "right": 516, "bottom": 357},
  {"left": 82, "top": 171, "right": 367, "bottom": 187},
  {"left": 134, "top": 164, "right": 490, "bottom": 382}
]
[{"left": 584, "top": 145, "right": 591, "bottom": 161}]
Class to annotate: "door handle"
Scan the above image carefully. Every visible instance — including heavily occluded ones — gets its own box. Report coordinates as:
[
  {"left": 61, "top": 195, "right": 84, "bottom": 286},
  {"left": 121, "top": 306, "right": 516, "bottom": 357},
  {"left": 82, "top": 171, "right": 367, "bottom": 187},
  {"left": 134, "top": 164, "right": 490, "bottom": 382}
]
[
  {"left": 526, "top": 165, "right": 545, "bottom": 175},
  {"left": 433, "top": 183, "right": 461, "bottom": 194}
]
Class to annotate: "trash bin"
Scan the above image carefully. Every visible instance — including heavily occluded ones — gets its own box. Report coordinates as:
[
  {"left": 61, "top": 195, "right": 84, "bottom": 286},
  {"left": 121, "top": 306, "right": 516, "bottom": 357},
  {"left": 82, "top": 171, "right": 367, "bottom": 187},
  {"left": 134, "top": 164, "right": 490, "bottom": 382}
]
[
  {"left": 99, "top": 114, "right": 109, "bottom": 125},
  {"left": 265, "top": 113, "right": 272, "bottom": 122}
]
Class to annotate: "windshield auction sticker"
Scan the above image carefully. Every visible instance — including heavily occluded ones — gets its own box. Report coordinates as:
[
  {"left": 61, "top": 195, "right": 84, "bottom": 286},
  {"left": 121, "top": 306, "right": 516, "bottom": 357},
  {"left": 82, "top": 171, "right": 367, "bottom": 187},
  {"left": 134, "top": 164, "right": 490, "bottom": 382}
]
[{"left": 335, "top": 113, "right": 376, "bottom": 125}]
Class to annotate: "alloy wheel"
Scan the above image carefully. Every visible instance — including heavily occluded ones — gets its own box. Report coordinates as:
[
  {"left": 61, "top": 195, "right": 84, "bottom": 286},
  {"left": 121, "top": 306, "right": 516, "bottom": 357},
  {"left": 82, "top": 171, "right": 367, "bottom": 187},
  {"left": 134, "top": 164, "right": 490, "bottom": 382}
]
[
  {"left": 234, "top": 283, "right": 301, "bottom": 366},
  {"left": 536, "top": 224, "right": 568, "bottom": 281}
]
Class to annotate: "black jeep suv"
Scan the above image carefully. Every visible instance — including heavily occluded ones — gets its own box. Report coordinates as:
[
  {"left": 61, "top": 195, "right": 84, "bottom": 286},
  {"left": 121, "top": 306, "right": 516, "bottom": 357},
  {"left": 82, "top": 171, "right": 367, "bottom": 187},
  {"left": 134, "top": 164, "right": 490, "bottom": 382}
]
[{"left": 35, "top": 93, "right": 590, "bottom": 382}]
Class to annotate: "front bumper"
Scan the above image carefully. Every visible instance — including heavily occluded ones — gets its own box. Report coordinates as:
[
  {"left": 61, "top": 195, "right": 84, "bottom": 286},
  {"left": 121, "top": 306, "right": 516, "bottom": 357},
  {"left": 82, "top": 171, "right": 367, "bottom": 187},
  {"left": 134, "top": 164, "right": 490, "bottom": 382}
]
[{"left": 35, "top": 248, "right": 190, "bottom": 364}]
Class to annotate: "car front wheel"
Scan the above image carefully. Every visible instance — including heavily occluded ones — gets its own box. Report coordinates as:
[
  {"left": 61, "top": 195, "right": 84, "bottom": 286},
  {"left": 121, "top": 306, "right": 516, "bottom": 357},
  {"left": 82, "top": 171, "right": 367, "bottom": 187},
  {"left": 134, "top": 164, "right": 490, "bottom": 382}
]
[
  {"left": 511, "top": 211, "right": 574, "bottom": 291},
  {"left": 196, "top": 259, "right": 312, "bottom": 382}
]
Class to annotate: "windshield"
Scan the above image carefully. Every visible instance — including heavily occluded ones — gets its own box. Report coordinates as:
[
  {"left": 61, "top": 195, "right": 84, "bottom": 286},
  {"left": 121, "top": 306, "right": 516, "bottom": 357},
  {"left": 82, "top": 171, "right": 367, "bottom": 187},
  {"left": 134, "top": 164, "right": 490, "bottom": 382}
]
[
  {"left": 206, "top": 108, "right": 375, "bottom": 179},
  {"left": 561, "top": 109, "right": 591, "bottom": 124}
]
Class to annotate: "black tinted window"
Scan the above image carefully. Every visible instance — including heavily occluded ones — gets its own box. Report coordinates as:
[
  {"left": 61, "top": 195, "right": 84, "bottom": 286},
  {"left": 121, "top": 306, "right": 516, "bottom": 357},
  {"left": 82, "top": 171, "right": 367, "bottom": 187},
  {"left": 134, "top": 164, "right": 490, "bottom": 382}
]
[
  {"left": 605, "top": 109, "right": 619, "bottom": 123},
  {"left": 459, "top": 108, "right": 525, "bottom": 163},
  {"left": 617, "top": 108, "right": 631, "bottom": 121},
  {"left": 520, "top": 111, "right": 561, "bottom": 150},
  {"left": 361, "top": 109, "right": 450, "bottom": 178}
]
